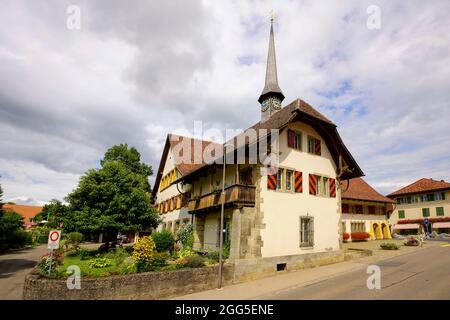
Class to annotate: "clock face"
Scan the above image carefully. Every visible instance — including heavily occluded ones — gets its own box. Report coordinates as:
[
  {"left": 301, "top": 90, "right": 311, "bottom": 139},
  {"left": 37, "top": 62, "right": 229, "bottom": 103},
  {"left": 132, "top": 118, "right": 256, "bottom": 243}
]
[
  {"left": 272, "top": 97, "right": 281, "bottom": 109},
  {"left": 261, "top": 99, "right": 269, "bottom": 112}
]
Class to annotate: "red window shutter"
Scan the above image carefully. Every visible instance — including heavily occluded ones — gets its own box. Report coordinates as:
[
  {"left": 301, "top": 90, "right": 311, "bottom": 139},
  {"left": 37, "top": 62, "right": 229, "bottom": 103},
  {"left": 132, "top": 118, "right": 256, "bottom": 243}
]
[
  {"left": 342, "top": 203, "right": 349, "bottom": 213},
  {"left": 315, "top": 139, "right": 321, "bottom": 156},
  {"left": 267, "top": 171, "right": 277, "bottom": 190},
  {"left": 356, "top": 205, "right": 363, "bottom": 214},
  {"left": 287, "top": 130, "right": 295, "bottom": 148},
  {"left": 369, "top": 206, "right": 375, "bottom": 215},
  {"left": 294, "top": 171, "right": 303, "bottom": 193},
  {"left": 309, "top": 174, "right": 317, "bottom": 195},
  {"left": 329, "top": 178, "right": 336, "bottom": 197}
]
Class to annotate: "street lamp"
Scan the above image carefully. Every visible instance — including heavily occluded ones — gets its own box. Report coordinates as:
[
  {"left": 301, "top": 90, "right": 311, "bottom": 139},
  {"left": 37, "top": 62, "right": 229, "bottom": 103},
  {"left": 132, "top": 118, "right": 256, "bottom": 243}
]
[{"left": 218, "top": 142, "right": 233, "bottom": 289}]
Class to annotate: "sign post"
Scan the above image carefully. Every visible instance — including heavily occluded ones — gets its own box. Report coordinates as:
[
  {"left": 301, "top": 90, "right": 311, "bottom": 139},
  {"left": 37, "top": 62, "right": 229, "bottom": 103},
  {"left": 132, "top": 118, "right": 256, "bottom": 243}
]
[{"left": 47, "top": 230, "right": 61, "bottom": 275}]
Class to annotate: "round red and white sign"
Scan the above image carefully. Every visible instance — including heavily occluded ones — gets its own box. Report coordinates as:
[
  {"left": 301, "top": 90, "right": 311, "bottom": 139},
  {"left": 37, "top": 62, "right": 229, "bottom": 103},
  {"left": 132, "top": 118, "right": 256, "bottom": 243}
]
[
  {"left": 47, "top": 230, "right": 61, "bottom": 249},
  {"left": 49, "top": 231, "right": 59, "bottom": 241}
]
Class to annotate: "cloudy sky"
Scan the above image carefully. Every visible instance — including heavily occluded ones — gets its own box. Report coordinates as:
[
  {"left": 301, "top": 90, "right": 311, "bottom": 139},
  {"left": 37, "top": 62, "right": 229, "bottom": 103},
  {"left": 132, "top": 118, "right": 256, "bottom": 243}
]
[{"left": 1, "top": 0, "right": 449, "bottom": 205}]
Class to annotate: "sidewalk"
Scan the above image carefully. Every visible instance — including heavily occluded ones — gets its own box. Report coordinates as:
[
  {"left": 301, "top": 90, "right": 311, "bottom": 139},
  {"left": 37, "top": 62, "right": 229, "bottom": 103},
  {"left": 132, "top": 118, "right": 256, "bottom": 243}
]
[{"left": 172, "top": 240, "right": 446, "bottom": 300}]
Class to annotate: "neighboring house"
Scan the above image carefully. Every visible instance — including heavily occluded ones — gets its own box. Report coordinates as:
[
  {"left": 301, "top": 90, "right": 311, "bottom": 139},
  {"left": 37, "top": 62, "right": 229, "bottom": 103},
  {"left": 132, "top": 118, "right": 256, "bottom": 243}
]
[
  {"left": 388, "top": 178, "right": 450, "bottom": 235},
  {"left": 152, "top": 134, "right": 221, "bottom": 237},
  {"left": 3, "top": 204, "right": 43, "bottom": 229},
  {"left": 152, "top": 19, "right": 363, "bottom": 277},
  {"left": 340, "top": 178, "right": 395, "bottom": 240}
]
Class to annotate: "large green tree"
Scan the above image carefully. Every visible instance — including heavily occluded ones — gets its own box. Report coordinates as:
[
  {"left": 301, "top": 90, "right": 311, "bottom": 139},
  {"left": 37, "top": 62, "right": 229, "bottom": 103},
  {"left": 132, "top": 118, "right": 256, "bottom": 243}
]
[
  {"left": 66, "top": 144, "right": 159, "bottom": 244},
  {"left": 38, "top": 199, "right": 74, "bottom": 230}
]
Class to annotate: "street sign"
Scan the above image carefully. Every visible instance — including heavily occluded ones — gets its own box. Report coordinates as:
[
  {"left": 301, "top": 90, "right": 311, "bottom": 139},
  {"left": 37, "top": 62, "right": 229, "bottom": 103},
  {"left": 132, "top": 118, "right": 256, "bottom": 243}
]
[
  {"left": 423, "top": 218, "right": 430, "bottom": 225},
  {"left": 47, "top": 230, "right": 61, "bottom": 249}
]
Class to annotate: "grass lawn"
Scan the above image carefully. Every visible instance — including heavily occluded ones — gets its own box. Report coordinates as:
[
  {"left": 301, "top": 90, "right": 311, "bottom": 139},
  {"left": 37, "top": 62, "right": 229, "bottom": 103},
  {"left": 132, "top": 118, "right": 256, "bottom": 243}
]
[{"left": 56, "top": 249, "right": 135, "bottom": 278}]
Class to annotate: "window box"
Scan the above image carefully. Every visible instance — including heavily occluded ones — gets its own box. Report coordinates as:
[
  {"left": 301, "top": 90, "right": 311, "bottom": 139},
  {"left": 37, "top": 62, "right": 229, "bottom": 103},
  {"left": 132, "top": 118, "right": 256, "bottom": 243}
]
[{"left": 351, "top": 232, "right": 370, "bottom": 242}]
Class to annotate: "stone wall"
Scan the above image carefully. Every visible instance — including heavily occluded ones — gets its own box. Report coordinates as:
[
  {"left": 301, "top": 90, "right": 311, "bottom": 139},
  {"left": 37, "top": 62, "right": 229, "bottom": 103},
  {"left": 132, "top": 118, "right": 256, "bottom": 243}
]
[
  {"left": 233, "top": 250, "right": 344, "bottom": 282},
  {"left": 23, "top": 264, "right": 234, "bottom": 300}
]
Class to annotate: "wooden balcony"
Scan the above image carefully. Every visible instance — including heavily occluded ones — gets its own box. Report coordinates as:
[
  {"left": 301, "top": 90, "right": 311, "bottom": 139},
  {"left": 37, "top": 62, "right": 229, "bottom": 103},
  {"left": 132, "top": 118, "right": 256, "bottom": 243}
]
[{"left": 188, "top": 184, "right": 256, "bottom": 213}]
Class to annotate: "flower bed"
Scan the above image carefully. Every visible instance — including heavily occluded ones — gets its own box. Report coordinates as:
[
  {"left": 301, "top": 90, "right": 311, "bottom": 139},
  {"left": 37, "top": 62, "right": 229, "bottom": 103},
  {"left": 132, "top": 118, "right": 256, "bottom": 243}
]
[
  {"left": 343, "top": 233, "right": 350, "bottom": 242},
  {"left": 351, "top": 232, "right": 370, "bottom": 241},
  {"left": 403, "top": 236, "right": 420, "bottom": 246}
]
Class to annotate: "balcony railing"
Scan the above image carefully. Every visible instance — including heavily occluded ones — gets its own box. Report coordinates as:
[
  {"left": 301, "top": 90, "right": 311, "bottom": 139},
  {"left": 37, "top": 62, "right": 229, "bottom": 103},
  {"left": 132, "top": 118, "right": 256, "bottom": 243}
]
[{"left": 188, "top": 184, "right": 256, "bottom": 213}]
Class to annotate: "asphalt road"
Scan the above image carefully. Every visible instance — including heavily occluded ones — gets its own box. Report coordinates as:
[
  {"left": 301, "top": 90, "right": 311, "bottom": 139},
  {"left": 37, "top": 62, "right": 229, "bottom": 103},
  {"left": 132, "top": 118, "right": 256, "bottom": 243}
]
[
  {"left": 0, "top": 245, "right": 47, "bottom": 300},
  {"left": 258, "top": 244, "right": 450, "bottom": 300}
]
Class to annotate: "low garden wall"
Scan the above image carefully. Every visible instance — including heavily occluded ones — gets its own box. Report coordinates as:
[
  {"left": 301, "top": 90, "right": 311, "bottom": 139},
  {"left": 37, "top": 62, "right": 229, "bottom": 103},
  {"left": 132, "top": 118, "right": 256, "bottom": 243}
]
[{"left": 23, "top": 264, "right": 234, "bottom": 300}]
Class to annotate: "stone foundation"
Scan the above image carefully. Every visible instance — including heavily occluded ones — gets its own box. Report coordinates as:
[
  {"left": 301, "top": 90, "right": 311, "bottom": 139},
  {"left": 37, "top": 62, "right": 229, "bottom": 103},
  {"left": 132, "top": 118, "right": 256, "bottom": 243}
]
[
  {"left": 233, "top": 250, "right": 344, "bottom": 282},
  {"left": 23, "top": 264, "right": 234, "bottom": 300}
]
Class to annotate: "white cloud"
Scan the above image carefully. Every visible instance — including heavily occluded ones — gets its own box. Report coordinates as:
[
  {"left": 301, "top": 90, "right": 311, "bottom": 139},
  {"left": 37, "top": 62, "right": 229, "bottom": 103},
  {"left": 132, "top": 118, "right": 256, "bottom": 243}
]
[{"left": 0, "top": 0, "right": 449, "bottom": 203}]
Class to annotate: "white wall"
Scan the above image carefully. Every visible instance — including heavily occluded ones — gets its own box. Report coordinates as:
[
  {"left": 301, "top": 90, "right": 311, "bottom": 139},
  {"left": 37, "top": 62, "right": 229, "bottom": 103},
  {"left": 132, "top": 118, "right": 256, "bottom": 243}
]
[{"left": 260, "top": 121, "right": 340, "bottom": 258}]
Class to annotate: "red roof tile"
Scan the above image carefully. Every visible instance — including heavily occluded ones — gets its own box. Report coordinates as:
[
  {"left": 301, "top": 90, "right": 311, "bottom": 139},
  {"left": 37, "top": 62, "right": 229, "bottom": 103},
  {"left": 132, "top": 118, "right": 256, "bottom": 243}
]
[
  {"left": 341, "top": 178, "right": 395, "bottom": 203},
  {"left": 3, "top": 204, "right": 43, "bottom": 225},
  {"left": 388, "top": 178, "right": 450, "bottom": 197}
]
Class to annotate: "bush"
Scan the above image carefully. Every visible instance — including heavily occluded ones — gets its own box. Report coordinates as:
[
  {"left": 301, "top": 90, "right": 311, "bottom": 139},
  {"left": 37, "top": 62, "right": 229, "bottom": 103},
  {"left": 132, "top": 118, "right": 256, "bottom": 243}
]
[
  {"left": 177, "top": 247, "right": 196, "bottom": 258},
  {"left": 77, "top": 248, "right": 91, "bottom": 260},
  {"left": 207, "top": 251, "right": 220, "bottom": 262},
  {"left": 380, "top": 243, "right": 400, "bottom": 250},
  {"left": 104, "top": 248, "right": 130, "bottom": 265},
  {"left": 343, "top": 233, "right": 350, "bottom": 241},
  {"left": 177, "top": 223, "right": 194, "bottom": 249},
  {"left": 132, "top": 236, "right": 156, "bottom": 272},
  {"left": 88, "top": 257, "right": 113, "bottom": 268},
  {"left": 65, "top": 232, "right": 84, "bottom": 248},
  {"left": 39, "top": 249, "right": 64, "bottom": 275},
  {"left": 351, "top": 232, "right": 371, "bottom": 241},
  {"left": 183, "top": 255, "right": 205, "bottom": 268},
  {"left": 152, "top": 252, "right": 169, "bottom": 268},
  {"left": 151, "top": 230, "right": 175, "bottom": 253}
]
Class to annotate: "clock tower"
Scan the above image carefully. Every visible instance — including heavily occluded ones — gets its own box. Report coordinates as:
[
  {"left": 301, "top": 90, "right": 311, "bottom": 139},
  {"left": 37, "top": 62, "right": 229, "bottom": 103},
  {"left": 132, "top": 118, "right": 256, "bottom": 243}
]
[{"left": 259, "top": 15, "right": 285, "bottom": 122}]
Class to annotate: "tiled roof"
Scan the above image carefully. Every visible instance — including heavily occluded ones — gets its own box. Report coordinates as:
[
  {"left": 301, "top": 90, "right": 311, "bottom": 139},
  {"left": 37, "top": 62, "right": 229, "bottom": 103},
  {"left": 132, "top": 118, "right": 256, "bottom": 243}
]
[
  {"left": 168, "top": 134, "right": 221, "bottom": 176},
  {"left": 155, "top": 98, "right": 363, "bottom": 191},
  {"left": 388, "top": 178, "right": 450, "bottom": 197},
  {"left": 341, "top": 178, "right": 395, "bottom": 203},
  {"left": 3, "top": 204, "right": 43, "bottom": 225}
]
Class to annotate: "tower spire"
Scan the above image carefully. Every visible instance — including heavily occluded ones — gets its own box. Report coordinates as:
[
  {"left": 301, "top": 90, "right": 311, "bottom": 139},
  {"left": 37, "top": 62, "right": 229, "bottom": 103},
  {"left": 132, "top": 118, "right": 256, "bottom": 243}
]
[{"left": 259, "top": 14, "right": 285, "bottom": 121}]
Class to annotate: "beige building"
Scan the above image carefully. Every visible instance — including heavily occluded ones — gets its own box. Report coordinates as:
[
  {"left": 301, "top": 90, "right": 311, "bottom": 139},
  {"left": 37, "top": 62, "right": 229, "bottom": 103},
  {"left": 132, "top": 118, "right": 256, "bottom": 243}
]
[
  {"left": 152, "top": 19, "right": 364, "bottom": 278},
  {"left": 388, "top": 178, "right": 450, "bottom": 235},
  {"left": 340, "top": 178, "right": 394, "bottom": 241}
]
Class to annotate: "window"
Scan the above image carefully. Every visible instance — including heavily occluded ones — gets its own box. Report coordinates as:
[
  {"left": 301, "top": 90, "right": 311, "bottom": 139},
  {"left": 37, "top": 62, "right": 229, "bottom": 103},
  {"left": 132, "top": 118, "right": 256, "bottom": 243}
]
[
  {"left": 288, "top": 129, "right": 302, "bottom": 150},
  {"left": 421, "top": 194, "right": 428, "bottom": 202},
  {"left": 351, "top": 222, "right": 365, "bottom": 233},
  {"left": 316, "top": 176, "right": 329, "bottom": 196},
  {"left": 435, "top": 192, "right": 445, "bottom": 201},
  {"left": 436, "top": 207, "right": 444, "bottom": 216},
  {"left": 285, "top": 170, "right": 293, "bottom": 191},
  {"left": 422, "top": 208, "right": 430, "bottom": 217},
  {"left": 300, "top": 216, "right": 314, "bottom": 247},
  {"left": 307, "top": 136, "right": 315, "bottom": 154},
  {"left": 398, "top": 210, "right": 405, "bottom": 219},
  {"left": 277, "top": 168, "right": 284, "bottom": 189}
]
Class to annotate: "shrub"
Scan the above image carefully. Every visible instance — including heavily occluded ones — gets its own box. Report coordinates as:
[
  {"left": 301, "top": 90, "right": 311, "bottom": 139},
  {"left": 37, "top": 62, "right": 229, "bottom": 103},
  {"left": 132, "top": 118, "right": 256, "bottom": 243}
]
[
  {"left": 65, "top": 232, "right": 84, "bottom": 248},
  {"left": 151, "top": 230, "right": 175, "bottom": 253},
  {"left": 184, "top": 255, "right": 205, "bottom": 268},
  {"left": 343, "top": 232, "right": 350, "bottom": 241},
  {"left": 380, "top": 243, "right": 400, "bottom": 250},
  {"left": 39, "top": 249, "right": 64, "bottom": 275},
  {"left": 88, "top": 257, "right": 113, "bottom": 268},
  {"left": 177, "top": 247, "right": 196, "bottom": 258},
  {"left": 177, "top": 223, "right": 194, "bottom": 249},
  {"left": 152, "top": 252, "right": 169, "bottom": 268},
  {"left": 77, "top": 248, "right": 92, "bottom": 260},
  {"left": 207, "top": 251, "right": 220, "bottom": 262},
  {"left": 351, "top": 232, "right": 371, "bottom": 241},
  {"left": 132, "top": 236, "right": 156, "bottom": 272},
  {"left": 104, "top": 248, "right": 130, "bottom": 265}
]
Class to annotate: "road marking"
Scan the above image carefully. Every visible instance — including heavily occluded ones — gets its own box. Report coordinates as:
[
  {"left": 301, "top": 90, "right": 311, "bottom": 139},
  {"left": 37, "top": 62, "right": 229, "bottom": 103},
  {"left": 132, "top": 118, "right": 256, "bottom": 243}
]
[{"left": 440, "top": 244, "right": 450, "bottom": 247}]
